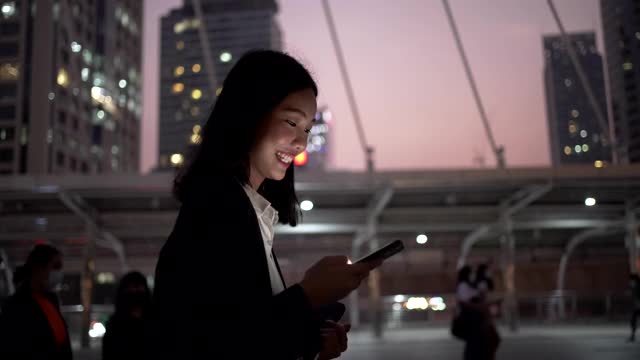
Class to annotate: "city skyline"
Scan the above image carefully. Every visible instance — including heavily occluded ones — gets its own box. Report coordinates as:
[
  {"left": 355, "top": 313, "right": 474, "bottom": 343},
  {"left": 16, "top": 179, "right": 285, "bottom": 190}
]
[{"left": 142, "top": 0, "right": 604, "bottom": 173}]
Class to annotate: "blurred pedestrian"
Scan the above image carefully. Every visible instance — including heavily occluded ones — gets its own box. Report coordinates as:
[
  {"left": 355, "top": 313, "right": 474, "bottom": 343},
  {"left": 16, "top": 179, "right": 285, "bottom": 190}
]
[
  {"left": 102, "top": 271, "right": 151, "bottom": 360},
  {"left": 453, "top": 265, "right": 495, "bottom": 360},
  {"left": 628, "top": 274, "right": 640, "bottom": 342},
  {"left": 0, "top": 244, "right": 71, "bottom": 360},
  {"left": 150, "top": 50, "right": 381, "bottom": 359},
  {"left": 474, "top": 264, "right": 500, "bottom": 359},
  {"left": 474, "top": 264, "right": 494, "bottom": 301}
]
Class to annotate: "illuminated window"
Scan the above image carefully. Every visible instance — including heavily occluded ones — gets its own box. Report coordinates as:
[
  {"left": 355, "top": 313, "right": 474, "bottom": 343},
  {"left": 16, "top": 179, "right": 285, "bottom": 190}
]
[
  {"left": 219, "top": 52, "right": 232, "bottom": 63},
  {"left": 580, "top": 130, "right": 587, "bottom": 138},
  {"left": 159, "top": 155, "right": 168, "bottom": 167},
  {"left": 82, "top": 49, "right": 93, "bottom": 65},
  {"left": 564, "top": 146, "right": 572, "bottom": 155},
  {"left": 172, "top": 83, "right": 184, "bottom": 94},
  {"left": 1, "top": 2, "right": 16, "bottom": 18},
  {"left": 193, "top": 124, "right": 201, "bottom": 134},
  {"left": 594, "top": 160, "right": 604, "bottom": 168},
  {"left": 81, "top": 67, "right": 89, "bottom": 81},
  {"left": 192, "top": 63, "right": 201, "bottom": 73},
  {"left": 215, "top": 86, "right": 223, "bottom": 96},
  {"left": 170, "top": 153, "right": 184, "bottom": 166},
  {"left": 174, "top": 66, "right": 185, "bottom": 76},
  {"left": 57, "top": 68, "right": 70, "bottom": 87},
  {"left": 191, "top": 89, "right": 202, "bottom": 100},
  {"left": 564, "top": 78, "right": 572, "bottom": 87},
  {"left": 582, "top": 144, "right": 589, "bottom": 152},
  {"left": 174, "top": 18, "right": 199, "bottom": 34},
  {"left": 570, "top": 109, "right": 579, "bottom": 118},
  {"left": 0, "top": 63, "right": 19, "bottom": 80},
  {"left": 118, "top": 79, "right": 127, "bottom": 89},
  {"left": 623, "top": 62, "right": 633, "bottom": 71},
  {"left": 568, "top": 122, "right": 577, "bottom": 134},
  {"left": 636, "top": 32, "right": 640, "bottom": 40},
  {"left": 70, "top": 41, "right": 82, "bottom": 53},
  {"left": 574, "top": 145, "right": 582, "bottom": 153},
  {"left": 176, "top": 41, "right": 184, "bottom": 50},
  {"left": 190, "top": 134, "right": 201, "bottom": 144}
]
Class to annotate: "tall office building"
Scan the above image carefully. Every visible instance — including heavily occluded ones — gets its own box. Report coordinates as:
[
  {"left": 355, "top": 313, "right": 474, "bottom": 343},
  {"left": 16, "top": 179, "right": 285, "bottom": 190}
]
[
  {"left": 0, "top": 0, "right": 143, "bottom": 175},
  {"left": 158, "top": 0, "right": 281, "bottom": 169},
  {"left": 543, "top": 32, "right": 612, "bottom": 166},
  {"left": 600, "top": 0, "right": 640, "bottom": 163}
]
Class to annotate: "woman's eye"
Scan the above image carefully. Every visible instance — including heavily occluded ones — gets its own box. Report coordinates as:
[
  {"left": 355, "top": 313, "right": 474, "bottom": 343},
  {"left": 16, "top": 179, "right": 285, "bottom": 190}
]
[
  {"left": 304, "top": 128, "right": 311, "bottom": 134},
  {"left": 285, "top": 120, "right": 296, "bottom": 127}
]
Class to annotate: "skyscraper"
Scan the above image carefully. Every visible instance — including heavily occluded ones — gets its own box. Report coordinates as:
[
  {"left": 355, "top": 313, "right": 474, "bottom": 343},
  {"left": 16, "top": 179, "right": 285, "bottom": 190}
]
[
  {"left": 157, "top": 0, "right": 281, "bottom": 170},
  {"left": 543, "top": 32, "right": 612, "bottom": 166},
  {"left": 600, "top": 0, "right": 640, "bottom": 163},
  {"left": 0, "top": 0, "right": 143, "bottom": 175}
]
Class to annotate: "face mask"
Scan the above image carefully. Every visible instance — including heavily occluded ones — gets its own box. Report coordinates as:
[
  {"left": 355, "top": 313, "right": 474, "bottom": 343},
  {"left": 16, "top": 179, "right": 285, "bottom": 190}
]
[{"left": 48, "top": 270, "right": 64, "bottom": 291}]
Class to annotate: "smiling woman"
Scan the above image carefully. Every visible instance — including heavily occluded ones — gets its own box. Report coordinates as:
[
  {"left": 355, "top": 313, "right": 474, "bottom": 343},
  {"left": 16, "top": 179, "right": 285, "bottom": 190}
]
[{"left": 151, "top": 50, "right": 380, "bottom": 359}]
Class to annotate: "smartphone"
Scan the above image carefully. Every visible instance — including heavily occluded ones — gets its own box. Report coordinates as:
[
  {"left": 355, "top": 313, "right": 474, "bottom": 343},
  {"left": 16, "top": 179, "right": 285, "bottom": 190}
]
[{"left": 355, "top": 240, "right": 405, "bottom": 264}]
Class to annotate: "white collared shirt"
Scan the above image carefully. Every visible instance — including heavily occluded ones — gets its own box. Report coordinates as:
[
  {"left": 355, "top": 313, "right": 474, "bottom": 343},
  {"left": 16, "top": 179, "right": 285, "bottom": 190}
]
[{"left": 243, "top": 185, "right": 285, "bottom": 295}]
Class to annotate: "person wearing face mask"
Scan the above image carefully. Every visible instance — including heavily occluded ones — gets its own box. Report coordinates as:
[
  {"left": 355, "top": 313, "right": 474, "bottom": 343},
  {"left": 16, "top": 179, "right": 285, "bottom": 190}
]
[
  {"left": 102, "top": 271, "right": 152, "bottom": 360},
  {"left": 0, "top": 244, "right": 71, "bottom": 360}
]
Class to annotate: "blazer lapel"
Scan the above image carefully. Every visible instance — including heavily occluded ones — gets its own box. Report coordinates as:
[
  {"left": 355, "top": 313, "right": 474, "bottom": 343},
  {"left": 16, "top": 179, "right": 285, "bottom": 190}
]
[{"left": 272, "top": 249, "right": 287, "bottom": 289}]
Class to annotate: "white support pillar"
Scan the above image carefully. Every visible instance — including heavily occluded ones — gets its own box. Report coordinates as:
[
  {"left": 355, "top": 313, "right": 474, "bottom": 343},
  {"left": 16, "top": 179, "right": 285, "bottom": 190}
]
[
  {"left": 625, "top": 202, "right": 639, "bottom": 275},
  {"left": 555, "top": 223, "right": 624, "bottom": 319},
  {"left": 500, "top": 217, "right": 518, "bottom": 332},
  {"left": 80, "top": 222, "right": 96, "bottom": 349}
]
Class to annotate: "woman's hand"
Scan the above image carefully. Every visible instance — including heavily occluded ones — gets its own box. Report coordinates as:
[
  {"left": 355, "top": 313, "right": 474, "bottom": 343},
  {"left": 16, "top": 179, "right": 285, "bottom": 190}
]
[
  {"left": 318, "top": 321, "right": 350, "bottom": 360},
  {"left": 300, "top": 256, "right": 382, "bottom": 308}
]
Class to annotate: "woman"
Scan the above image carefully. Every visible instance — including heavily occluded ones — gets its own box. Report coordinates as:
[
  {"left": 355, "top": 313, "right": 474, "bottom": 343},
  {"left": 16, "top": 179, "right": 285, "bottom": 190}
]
[
  {"left": 0, "top": 244, "right": 72, "bottom": 360},
  {"left": 151, "top": 50, "right": 380, "bottom": 359},
  {"left": 474, "top": 264, "right": 494, "bottom": 302},
  {"left": 103, "top": 271, "right": 152, "bottom": 360},
  {"left": 455, "top": 266, "right": 493, "bottom": 360}
]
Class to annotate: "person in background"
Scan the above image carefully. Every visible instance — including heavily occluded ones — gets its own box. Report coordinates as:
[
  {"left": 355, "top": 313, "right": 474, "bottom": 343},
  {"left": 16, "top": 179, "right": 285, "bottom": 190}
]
[
  {"left": 102, "top": 271, "right": 152, "bottom": 360},
  {"left": 474, "top": 264, "right": 494, "bottom": 301},
  {"left": 455, "top": 265, "right": 494, "bottom": 360},
  {"left": 628, "top": 274, "right": 640, "bottom": 342},
  {"left": 0, "top": 244, "right": 72, "bottom": 360},
  {"left": 474, "top": 264, "right": 500, "bottom": 359}
]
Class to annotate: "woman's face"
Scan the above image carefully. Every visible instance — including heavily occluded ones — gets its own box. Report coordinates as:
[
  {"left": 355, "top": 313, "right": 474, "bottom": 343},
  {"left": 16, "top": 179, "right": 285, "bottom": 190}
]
[{"left": 249, "top": 88, "right": 317, "bottom": 188}]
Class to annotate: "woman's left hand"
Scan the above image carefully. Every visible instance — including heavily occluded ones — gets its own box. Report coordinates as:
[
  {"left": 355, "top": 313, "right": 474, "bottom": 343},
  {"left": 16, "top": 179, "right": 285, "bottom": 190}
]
[{"left": 318, "top": 321, "right": 350, "bottom": 360}]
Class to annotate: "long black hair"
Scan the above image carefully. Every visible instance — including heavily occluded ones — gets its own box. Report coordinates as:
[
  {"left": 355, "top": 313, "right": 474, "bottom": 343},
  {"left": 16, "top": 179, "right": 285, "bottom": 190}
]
[
  {"left": 475, "top": 264, "right": 494, "bottom": 291},
  {"left": 457, "top": 265, "right": 472, "bottom": 285},
  {"left": 173, "top": 50, "right": 318, "bottom": 226},
  {"left": 13, "top": 244, "right": 61, "bottom": 287},
  {"left": 114, "top": 271, "right": 151, "bottom": 315}
]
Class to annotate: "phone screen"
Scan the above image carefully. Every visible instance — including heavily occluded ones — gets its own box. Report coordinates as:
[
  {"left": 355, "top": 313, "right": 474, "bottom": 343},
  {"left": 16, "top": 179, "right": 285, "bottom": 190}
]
[{"left": 355, "top": 240, "right": 405, "bottom": 264}]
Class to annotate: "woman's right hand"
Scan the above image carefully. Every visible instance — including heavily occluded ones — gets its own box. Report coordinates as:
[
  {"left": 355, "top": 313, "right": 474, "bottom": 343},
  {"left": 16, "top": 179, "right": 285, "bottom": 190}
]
[{"left": 299, "top": 256, "right": 382, "bottom": 308}]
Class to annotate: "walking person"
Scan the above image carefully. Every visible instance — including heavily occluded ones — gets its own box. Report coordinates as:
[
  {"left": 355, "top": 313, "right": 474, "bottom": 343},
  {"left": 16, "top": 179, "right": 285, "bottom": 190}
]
[
  {"left": 454, "top": 265, "right": 493, "bottom": 360},
  {"left": 0, "top": 244, "right": 72, "bottom": 360},
  {"left": 102, "top": 271, "right": 152, "bottom": 360}
]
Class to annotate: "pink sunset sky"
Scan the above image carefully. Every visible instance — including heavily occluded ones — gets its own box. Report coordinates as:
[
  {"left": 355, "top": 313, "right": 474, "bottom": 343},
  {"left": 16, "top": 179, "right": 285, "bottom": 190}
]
[{"left": 141, "top": 0, "right": 603, "bottom": 173}]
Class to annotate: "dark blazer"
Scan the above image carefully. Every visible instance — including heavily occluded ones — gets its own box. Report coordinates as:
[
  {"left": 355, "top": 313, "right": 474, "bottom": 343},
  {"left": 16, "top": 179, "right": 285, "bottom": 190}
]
[
  {"left": 149, "top": 176, "right": 322, "bottom": 359},
  {"left": 0, "top": 287, "right": 73, "bottom": 360}
]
